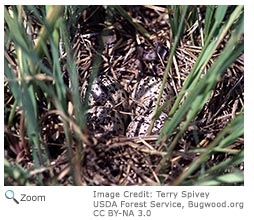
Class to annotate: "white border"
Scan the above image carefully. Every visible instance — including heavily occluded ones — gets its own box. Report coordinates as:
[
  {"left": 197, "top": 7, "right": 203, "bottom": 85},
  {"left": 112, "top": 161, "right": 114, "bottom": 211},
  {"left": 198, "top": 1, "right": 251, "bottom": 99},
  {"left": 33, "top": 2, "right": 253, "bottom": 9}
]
[{"left": 1, "top": 2, "right": 253, "bottom": 220}]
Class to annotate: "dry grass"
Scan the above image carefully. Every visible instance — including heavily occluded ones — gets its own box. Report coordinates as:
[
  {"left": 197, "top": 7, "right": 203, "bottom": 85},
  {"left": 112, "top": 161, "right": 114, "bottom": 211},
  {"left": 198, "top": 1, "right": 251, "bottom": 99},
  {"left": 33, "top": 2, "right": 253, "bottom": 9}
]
[{"left": 4, "top": 5, "right": 243, "bottom": 186}]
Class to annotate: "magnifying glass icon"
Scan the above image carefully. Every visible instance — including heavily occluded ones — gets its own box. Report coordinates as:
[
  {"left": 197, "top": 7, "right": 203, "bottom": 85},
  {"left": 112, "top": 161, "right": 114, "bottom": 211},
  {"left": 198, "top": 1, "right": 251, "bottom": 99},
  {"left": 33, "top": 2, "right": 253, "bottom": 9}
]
[{"left": 5, "top": 190, "right": 19, "bottom": 204}]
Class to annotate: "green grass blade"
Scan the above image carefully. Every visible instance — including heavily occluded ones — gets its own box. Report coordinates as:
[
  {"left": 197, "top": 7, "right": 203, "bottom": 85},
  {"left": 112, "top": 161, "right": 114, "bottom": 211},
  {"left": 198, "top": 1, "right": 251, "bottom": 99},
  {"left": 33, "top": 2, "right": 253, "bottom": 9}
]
[
  {"left": 168, "top": 6, "right": 243, "bottom": 119},
  {"left": 147, "top": 6, "right": 189, "bottom": 134},
  {"left": 113, "top": 6, "right": 151, "bottom": 39},
  {"left": 172, "top": 113, "right": 243, "bottom": 185}
]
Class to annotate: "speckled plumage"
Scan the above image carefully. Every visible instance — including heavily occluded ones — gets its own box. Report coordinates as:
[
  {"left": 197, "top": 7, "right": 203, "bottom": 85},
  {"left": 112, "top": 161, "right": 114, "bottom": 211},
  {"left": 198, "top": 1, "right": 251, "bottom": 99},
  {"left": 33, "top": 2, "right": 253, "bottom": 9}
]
[
  {"left": 81, "top": 73, "right": 128, "bottom": 110},
  {"left": 81, "top": 73, "right": 173, "bottom": 138},
  {"left": 126, "top": 112, "right": 168, "bottom": 137},
  {"left": 130, "top": 76, "right": 172, "bottom": 117},
  {"left": 126, "top": 76, "right": 173, "bottom": 137},
  {"left": 87, "top": 106, "right": 125, "bottom": 137},
  {"left": 81, "top": 73, "right": 128, "bottom": 137}
]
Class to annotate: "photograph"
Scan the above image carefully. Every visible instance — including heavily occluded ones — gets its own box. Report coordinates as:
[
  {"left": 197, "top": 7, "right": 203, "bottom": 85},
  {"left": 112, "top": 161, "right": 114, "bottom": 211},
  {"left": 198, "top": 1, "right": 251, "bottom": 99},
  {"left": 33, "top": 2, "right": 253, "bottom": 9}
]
[{"left": 4, "top": 5, "right": 244, "bottom": 186}]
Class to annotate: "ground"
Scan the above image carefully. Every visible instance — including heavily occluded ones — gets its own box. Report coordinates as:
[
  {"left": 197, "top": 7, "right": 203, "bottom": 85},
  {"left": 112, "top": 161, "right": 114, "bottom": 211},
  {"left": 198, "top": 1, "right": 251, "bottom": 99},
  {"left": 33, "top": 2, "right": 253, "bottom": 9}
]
[{"left": 4, "top": 6, "right": 244, "bottom": 186}]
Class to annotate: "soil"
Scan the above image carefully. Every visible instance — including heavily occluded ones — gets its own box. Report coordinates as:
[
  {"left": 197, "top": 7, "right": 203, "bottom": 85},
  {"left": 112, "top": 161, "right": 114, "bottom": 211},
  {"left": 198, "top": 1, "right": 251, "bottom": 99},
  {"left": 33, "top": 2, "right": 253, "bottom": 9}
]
[{"left": 4, "top": 6, "right": 244, "bottom": 186}]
